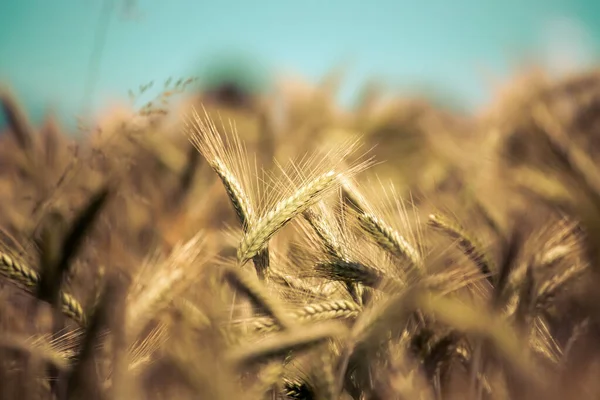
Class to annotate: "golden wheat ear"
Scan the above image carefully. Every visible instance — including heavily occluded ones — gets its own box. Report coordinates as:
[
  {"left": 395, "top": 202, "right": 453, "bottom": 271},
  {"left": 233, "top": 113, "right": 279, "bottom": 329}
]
[
  {"left": 236, "top": 136, "right": 373, "bottom": 267},
  {"left": 342, "top": 180, "right": 423, "bottom": 275},
  {"left": 185, "top": 107, "right": 273, "bottom": 278}
]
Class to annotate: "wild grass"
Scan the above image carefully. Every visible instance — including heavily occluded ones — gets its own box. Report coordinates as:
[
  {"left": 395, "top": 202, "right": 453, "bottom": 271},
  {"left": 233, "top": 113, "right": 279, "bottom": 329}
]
[{"left": 0, "top": 66, "right": 600, "bottom": 399}]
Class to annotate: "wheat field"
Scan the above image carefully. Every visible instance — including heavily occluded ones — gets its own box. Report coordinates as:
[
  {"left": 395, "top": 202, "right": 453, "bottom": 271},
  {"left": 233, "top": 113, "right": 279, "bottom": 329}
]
[{"left": 1, "top": 68, "right": 600, "bottom": 399}]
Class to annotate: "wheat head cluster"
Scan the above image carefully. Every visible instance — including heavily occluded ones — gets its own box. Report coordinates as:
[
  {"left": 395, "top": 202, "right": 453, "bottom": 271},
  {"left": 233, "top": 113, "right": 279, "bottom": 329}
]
[{"left": 1, "top": 69, "right": 600, "bottom": 400}]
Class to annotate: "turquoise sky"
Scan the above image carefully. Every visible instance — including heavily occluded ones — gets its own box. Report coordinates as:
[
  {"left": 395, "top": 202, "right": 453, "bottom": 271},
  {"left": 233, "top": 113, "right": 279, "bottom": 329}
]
[{"left": 1, "top": 0, "right": 599, "bottom": 127}]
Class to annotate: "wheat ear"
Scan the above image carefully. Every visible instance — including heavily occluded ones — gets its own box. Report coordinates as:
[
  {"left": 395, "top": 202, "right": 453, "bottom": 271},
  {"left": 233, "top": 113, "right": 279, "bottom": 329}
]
[
  {"left": 238, "top": 171, "right": 340, "bottom": 265},
  {"left": 243, "top": 299, "right": 363, "bottom": 333},
  {"left": 428, "top": 213, "right": 494, "bottom": 284},
  {"left": 342, "top": 183, "right": 422, "bottom": 271},
  {"left": 0, "top": 251, "right": 86, "bottom": 326}
]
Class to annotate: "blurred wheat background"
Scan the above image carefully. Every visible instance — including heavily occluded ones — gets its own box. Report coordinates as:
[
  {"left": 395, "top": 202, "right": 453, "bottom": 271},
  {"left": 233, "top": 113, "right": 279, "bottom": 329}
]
[{"left": 2, "top": 1, "right": 600, "bottom": 400}]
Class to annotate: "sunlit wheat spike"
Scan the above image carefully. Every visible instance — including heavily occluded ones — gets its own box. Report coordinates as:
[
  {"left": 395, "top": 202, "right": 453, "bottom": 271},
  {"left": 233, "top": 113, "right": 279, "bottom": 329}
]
[
  {"left": 223, "top": 266, "right": 294, "bottom": 330},
  {"left": 0, "top": 251, "right": 86, "bottom": 326},
  {"left": 241, "top": 300, "right": 363, "bottom": 333},
  {"left": 212, "top": 158, "right": 254, "bottom": 230},
  {"left": 186, "top": 107, "right": 255, "bottom": 231},
  {"left": 428, "top": 213, "right": 494, "bottom": 284},
  {"left": 341, "top": 181, "right": 422, "bottom": 271},
  {"left": 357, "top": 213, "right": 422, "bottom": 268},
  {"left": 237, "top": 170, "right": 340, "bottom": 265}
]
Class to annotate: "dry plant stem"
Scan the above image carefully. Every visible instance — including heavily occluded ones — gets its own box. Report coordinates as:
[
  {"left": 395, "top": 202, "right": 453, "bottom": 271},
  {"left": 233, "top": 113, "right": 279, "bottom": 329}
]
[
  {"left": 238, "top": 170, "right": 340, "bottom": 265},
  {"left": 0, "top": 251, "right": 86, "bottom": 326},
  {"left": 428, "top": 214, "right": 494, "bottom": 284}
]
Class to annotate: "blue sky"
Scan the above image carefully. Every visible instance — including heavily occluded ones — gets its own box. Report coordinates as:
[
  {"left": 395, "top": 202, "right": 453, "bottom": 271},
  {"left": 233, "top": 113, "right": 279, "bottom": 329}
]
[{"left": 1, "top": 0, "right": 599, "bottom": 127}]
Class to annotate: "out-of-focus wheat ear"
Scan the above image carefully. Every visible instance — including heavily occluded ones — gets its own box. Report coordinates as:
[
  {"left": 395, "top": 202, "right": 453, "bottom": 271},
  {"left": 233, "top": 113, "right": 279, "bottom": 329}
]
[
  {"left": 126, "top": 232, "right": 208, "bottom": 340},
  {"left": 313, "top": 343, "right": 336, "bottom": 400},
  {"left": 417, "top": 294, "right": 541, "bottom": 387},
  {"left": 249, "top": 361, "right": 284, "bottom": 399},
  {"left": 536, "top": 263, "right": 586, "bottom": 308},
  {"left": 341, "top": 182, "right": 422, "bottom": 272},
  {"left": 563, "top": 318, "right": 590, "bottom": 363},
  {"left": 428, "top": 213, "right": 495, "bottom": 285},
  {"left": 532, "top": 103, "right": 600, "bottom": 272},
  {"left": 226, "top": 321, "right": 346, "bottom": 369},
  {"left": 0, "top": 88, "right": 35, "bottom": 152},
  {"left": 314, "top": 260, "right": 386, "bottom": 289},
  {"left": 513, "top": 262, "right": 535, "bottom": 332},
  {"left": 222, "top": 266, "right": 294, "bottom": 330},
  {"left": 533, "top": 102, "right": 600, "bottom": 200},
  {"left": 503, "top": 245, "right": 571, "bottom": 309},
  {"left": 0, "top": 251, "right": 87, "bottom": 326},
  {"left": 268, "top": 267, "right": 324, "bottom": 297},
  {"left": 237, "top": 170, "right": 340, "bottom": 265},
  {"left": 40, "top": 113, "right": 61, "bottom": 167}
]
